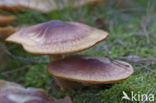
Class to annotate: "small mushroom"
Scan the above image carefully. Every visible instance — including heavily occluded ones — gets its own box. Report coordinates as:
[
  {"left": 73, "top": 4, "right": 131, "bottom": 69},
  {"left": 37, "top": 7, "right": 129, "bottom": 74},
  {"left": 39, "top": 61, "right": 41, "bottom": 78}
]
[
  {"left": 47, "top": 55, "right": 134, "bottom": 89},
  {"left": 0, "top": 80, "right": 72, "bottom": 103},
  {"left": 0, "top": 0, "right": 53, "bottom": 12},
  {"left": 0, "top": 0, "right": 100, "bottom": 13},
  {"left": 0, "top": 15, "right": 16, "bottom": 25},
  {"left": 0, "top": 26, "right": 16, "bottom": 41}
]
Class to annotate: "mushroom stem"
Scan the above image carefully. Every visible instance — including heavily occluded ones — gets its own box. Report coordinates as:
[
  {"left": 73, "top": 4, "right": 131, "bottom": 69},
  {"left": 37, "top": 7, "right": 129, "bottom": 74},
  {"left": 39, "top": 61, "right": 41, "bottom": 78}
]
[
  {"left": 54, "top": 77, "right": 83, "bottom": 90},
  {"left": 49, "top": 55, "right": 87, "bottom": 90},
  {"left": 49, "top": 55, "right": 82, "bottom": 90},
  {"left": 49, "top": 55, "right": 62, "bottom": 62}
]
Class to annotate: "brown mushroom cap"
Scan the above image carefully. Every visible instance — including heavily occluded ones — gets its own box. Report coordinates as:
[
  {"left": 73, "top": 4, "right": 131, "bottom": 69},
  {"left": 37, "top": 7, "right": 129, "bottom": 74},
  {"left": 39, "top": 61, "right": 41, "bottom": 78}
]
[
  {"left": 0, "top": 0, "right": 100, "bottom": 13},
  {"left": 0, "top": 80, "right": 72, "bottom": 103},
  {"left": 6, "top": 20, "right": 108, "bottom": 55},
  {"left": 0, "top": 15, "right": 16, "bottom": 25},
  {"left": 0, "top": 26, "right": 16, "bottom": 41},
  {"left": 47, "top": 55, "right": 134, "bottom": 84},
  {"left": 0, "top": 0, "right": 54, "bottom": 12}
]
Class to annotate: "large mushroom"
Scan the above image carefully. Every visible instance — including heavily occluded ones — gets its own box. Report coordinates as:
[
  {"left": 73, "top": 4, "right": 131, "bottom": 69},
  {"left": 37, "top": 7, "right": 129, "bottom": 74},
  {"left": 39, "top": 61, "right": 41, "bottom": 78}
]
[
  {"left": 47, "top": 55, "right": 134, "bottom": 89},
  {"left": 6, "top": 20, "right": 108, "bottom": 60},
  {"left": 0, "top": 80, "right": 72, "bottom": 103}
]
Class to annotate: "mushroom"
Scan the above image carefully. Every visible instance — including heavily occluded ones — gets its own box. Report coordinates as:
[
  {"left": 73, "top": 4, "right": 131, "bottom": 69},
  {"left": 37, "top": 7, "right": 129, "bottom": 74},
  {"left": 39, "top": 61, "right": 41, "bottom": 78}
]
[
  {"left": 0, "top": 80, "right": 72, "bottom": 103},
  {"left": 5, "top": 20, "right": 134, "bottom": 90},
  {"left": 47, "top": 55, "right": 134, "bottom": 89},
  {"left": 6, "top": 20, "right": 108, "bottom": 89},
  {"left": 0, "top": 0, "right": 53, "bottom": 12},
  {"left": 0, "top": 15, "right": 16, "bottom": 25},
  {"left": 0, "top": 0, "right": 100, "bottom": 13},
  {"left": 6, "top": 20, "right": 108, "bottom": 59},
  {"left": 0, "top": 14, "right": 16, "bottom": 41},
  {"left": 0, "top": 26, "right": 16, "bottom": 41}
]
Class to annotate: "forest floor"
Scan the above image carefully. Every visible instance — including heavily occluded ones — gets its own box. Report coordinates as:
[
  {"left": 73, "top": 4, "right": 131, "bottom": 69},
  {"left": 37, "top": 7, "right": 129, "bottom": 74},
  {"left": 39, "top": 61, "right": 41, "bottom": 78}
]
[{"left": 0, "top": 1, "right": 156, "bottom": 103}]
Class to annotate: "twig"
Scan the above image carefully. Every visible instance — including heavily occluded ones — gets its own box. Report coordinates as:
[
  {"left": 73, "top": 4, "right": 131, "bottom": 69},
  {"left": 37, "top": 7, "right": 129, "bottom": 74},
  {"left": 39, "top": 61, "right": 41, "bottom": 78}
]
[
  {"left": 1, "top": 44, "right": 48, "bottom": 65},
  {"left": 140, "top": 6, "right": 154, "bottom": 46},
  {"left": 108, "top": 19, "right": 114, "bottom": 34},
  {"left": 130, "top": 30, "right": 156, "bottom": 37},
  {"left": 146, "top": 64, "right": 156, "bottom": 73},
  {"left": 118, "top": 55, "right": 156, "bottom": 64},
  {"left": 1, "top": 65, "right": 30, "bottom": 75},
  {"left": 108, "top": 58, "right": 130, "bottom": 69}
]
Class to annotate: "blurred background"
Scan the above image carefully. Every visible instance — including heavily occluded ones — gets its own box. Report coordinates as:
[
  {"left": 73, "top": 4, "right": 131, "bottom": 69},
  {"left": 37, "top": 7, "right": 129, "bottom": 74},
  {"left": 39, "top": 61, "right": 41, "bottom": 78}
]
[{"left": 0, "top": 0, "right": 156, "bottom": 103}]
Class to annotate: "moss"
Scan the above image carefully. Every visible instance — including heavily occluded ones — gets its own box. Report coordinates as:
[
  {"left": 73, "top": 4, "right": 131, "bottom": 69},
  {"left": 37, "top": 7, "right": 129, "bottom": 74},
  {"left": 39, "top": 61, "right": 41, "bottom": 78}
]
[
  {"left": 24, "top": 65, "right": 52, "bottom": 88},
  {"left": 0, "top": 1, "right": 156, "bottom": 103},
  {"left": 63, "top": 69, "right": 154, "bottom": 103},
  {"left": 99, "top": 70, "right": 156, "bottom": 103}
]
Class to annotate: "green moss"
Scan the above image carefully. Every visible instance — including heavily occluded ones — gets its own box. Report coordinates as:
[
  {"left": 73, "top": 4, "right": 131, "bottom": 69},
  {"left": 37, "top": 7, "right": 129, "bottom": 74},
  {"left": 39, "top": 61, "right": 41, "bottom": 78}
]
[
  {"left": 0, "top": 1, "right": 156, "bottom": 103},
  {"left": 63, "top": 69, "right": 154, "bottom": 103},
  {"left": 100, "top": 70, "right": 156, "bottom": 103},
  {"left": 24, "top": 65, "right": 52, "bottom": 88}
]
